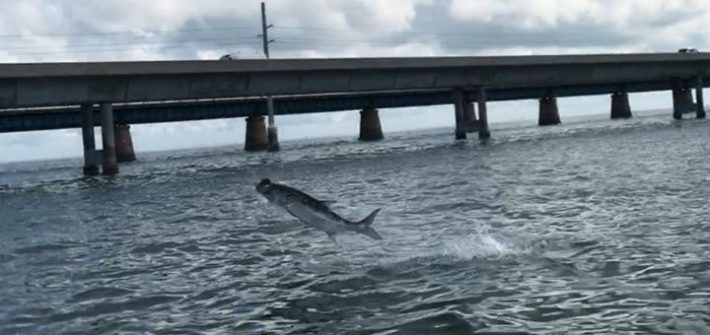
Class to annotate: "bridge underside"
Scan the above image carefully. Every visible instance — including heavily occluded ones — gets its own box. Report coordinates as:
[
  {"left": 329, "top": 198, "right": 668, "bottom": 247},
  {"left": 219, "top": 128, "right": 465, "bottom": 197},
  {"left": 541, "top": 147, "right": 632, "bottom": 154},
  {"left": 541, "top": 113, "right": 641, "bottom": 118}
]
[{"left": 0, "top": 79, "right": 707, "bottom": 133}]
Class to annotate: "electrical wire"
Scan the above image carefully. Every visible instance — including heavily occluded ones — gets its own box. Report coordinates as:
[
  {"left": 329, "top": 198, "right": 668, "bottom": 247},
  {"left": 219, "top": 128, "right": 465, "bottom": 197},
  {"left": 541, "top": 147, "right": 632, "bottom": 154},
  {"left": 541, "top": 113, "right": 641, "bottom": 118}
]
[
  {"left": 0, "top": 25, "right": 256, "bottom": 39},
  {"left": 0, "top": 24, "right": 601, "bottom": 58}
]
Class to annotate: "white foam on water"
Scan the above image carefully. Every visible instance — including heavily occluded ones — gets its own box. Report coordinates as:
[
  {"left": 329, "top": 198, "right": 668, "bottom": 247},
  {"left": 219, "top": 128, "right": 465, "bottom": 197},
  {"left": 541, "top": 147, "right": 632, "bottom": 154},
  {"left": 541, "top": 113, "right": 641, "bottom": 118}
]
[{"left": 441, "top": 225, "right": 522, "bottom": 259}]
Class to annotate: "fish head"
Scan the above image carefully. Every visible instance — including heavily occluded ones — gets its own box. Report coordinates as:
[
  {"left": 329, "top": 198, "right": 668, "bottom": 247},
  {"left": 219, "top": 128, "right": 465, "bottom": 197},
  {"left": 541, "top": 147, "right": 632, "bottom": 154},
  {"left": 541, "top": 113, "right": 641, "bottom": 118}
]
[
  {"left": 256, "top": 178, "right": 285, "bottom": 204},
  {"left": 255, "top": 178, "right": 290, "bottom": 206},
  {"left": 255, "top": 178, "right": 273, "bottom": 195}
]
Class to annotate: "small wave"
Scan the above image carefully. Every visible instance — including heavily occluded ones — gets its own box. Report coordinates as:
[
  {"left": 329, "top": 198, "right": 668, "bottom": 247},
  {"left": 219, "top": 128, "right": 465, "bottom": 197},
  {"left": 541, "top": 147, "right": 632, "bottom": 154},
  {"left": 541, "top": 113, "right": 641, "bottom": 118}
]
[
  {"left": 13, "top": 242, "right": 81, "bottom": 255},
  {"left": 69, "top": 287, "right": 133, "bottom": 303}
]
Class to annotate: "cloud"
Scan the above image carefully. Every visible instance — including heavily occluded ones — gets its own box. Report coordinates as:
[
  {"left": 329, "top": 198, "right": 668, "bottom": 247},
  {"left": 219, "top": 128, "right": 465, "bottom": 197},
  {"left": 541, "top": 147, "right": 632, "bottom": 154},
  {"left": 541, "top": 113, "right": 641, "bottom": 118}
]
[
  {"left": 446, "top": 0, "right": 710, "bottom": 51},
  {"left": 3, "top": 0, "right": 710, "bottom": 62},
  {"left": 448, "top": 0, "right": 700, "bottom": 29},
  {"left": 0, "top": 0, "right": 706, "bottom": 163}
]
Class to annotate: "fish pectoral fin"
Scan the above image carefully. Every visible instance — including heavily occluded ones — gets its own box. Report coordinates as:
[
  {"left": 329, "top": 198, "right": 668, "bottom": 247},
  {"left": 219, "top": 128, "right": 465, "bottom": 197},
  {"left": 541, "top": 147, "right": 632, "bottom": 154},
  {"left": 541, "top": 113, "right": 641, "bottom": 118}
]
[
  {"left": 285, "top": 204, "right": 318, "bottom": 225},
  {"left": 284, "top": 205, "right": 299, "bottom": 218},
  {"left": 285, "top": 203, "right": 305, "bottom": 214}
]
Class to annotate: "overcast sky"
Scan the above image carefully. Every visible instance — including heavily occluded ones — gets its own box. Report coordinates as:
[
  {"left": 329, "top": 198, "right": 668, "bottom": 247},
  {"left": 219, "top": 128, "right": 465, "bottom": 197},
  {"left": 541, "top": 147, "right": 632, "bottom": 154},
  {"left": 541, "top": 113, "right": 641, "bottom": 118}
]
[{"left": 2, "top": 0, "right": 710, "bottom": 163}]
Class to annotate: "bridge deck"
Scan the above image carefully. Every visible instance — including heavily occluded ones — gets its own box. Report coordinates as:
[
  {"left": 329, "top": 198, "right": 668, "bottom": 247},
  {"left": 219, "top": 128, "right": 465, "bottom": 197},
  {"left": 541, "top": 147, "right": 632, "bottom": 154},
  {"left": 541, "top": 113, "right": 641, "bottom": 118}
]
[
  {"left": 1, "top": 53, "right": 710, "bottom": 110},
  {"left": 1, "top": 53, "right": 709, "bottom": 132}
]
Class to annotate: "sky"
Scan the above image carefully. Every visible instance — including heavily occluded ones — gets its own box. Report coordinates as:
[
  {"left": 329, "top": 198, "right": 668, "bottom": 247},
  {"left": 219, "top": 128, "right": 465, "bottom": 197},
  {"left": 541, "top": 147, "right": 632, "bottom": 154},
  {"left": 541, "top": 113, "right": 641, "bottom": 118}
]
[{"left": 2, "top": 0, "right": 710, "bottom": 163}]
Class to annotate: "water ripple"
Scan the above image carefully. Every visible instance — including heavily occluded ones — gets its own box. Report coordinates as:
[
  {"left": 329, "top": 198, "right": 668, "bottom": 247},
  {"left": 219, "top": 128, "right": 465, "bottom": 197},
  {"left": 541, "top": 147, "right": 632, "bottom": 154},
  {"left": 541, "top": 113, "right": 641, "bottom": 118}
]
[{"left": 2, "top": 115, "right": 710, "bottom": 333}]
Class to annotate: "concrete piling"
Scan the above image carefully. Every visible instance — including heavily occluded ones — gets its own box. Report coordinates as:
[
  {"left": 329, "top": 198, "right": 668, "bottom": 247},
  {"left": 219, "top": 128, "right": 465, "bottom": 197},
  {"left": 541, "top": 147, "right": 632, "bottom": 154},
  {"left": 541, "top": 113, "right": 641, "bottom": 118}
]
[
  {"left": 610, "top": 92, "right": 632, "bottom": 119},
  {"left": 538, "top": 95, "right": 561, "bottom": 126},
  {"left": 266, "top": 96, "right": 280, "bottom": 151},
  {"left": 673, "top": 88, "right": 684, "bottom": 119},
  {"left": 114, "top": 124, "right": 136, "bottom": 162},
  {"left": 696, "top": 77, "right": 706, "bottom": 119},
  {"left": 463, "top": 101, "right": 478, "bottom": 123},
  {"left": 459, "top": 93, "right": 480, "bottom": 134},
  {"left": 453, "top": 89, "right": 466, "bottom": 140},
  {"left": 80, "top": 103, "right": 99, "bottom": 176},
  {"left": 267, "top": 126, "right": 280, "bottom": 151},
  {"left": 463, "top": 101, "right": 479, "bottom": 133},
  {"left": 477, "top": 87, "right": 491, "bottom": 139},
  {"left": 359, "top": 107, "right": 384, "bottom": 141},
  {"left": 673, "top": 87, "right": 694, "bottom": 119},
  {"left": 100, "top": 102, "right": 118, "bottom": 175},
  {"left": 244, "top": 115, "right": 268, "bottom": 151}
]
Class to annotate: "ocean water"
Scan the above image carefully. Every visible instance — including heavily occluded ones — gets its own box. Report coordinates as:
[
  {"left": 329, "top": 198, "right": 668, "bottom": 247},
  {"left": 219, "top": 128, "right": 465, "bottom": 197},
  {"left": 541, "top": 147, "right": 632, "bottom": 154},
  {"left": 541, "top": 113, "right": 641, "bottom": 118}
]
[{"left": 1, "top": 112, "right": 710, "bottom": 334}]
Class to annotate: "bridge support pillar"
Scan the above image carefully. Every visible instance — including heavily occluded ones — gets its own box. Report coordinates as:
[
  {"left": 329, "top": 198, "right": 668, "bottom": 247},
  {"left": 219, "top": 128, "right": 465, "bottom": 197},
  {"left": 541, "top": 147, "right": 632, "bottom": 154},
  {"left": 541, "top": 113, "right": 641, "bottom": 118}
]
[
  {"left": 610, "top": 92, "right": 632, "bottom": 119},
  {"left": 463, "top": 101, "right": 478, "bottom": 123},
  {"left": 100, "top": 102, "right": 118, "bottom": 175},
  {"left": 80, "top": 103, "right": 99, "bottom": 176},
  {"left": 266, "top": 96, "right": 280, "bottom": 151},
  {"left": 696, "top": 77, "right": 706, "bottom": 119},
  {"left": 477, "top": 87, "right": 491, "bottom": 139},
  {"left": 114, "top": 124, "right": 136, "bottom": 162},
  {"left": 453, "top": 89, "right": 466, "bottom": 140},
  {"left": 359, "top": 107, "right": 384, "bottom": 141},
  {"left": 673, "top": 87, "right": 694, "bottom": 119},
  {"left": 245, "top": 115, "right": 268, "bottom": 151},
  {"left": 539, "top": 95, "right": 561, "bottom": 126},
  {"left": 462, "top": 98, "right": 479, "bottom": 133},
  {"left": 267, "top": 126, "right": 280, "bottom": 151}
]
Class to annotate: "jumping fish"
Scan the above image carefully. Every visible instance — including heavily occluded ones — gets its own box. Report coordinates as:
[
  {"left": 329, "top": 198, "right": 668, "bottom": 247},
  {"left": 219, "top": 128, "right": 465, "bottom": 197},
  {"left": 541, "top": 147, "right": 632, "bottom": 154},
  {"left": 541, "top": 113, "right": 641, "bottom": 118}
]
[{"left": 255, "top": 178, "right": 382, "bottom": 241}]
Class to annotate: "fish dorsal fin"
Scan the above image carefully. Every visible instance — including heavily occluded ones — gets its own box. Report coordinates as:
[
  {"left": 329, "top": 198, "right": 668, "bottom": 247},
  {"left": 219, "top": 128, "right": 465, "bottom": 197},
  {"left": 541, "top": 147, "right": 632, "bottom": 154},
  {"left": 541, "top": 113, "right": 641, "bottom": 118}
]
[{"left": 319, "top": 200, "right": 337, "bottom": 207}]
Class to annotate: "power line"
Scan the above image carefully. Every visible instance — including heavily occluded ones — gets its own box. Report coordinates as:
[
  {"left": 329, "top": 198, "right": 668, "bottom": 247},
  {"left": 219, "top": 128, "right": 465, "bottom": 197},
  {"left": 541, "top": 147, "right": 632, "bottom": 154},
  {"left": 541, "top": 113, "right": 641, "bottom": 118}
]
[
  {"left": 0, "top": 19, "right": 615, "bottom": 40},
  {"left": 1, "top": 19, "right": 615, "bottom": 59},
  {"left": 1, "top": 32, "right": 602, "bottom": 57},
  {"left": 275, "top": 24, "right": 611, "bottom": 38},
  {"left": 3, "top": 36, "right": 259, "bottom": 52},
  {"left": 0, "top": 24, "right": 602, "bottom": 48},
  {"left": 272, "top": 38, "right": 515, "bottom": 46},
  {"left": 0, "top": 25, "right": 257, "bottom": 39},
  {"left": 3, "top": 33, "right": 588, "bottom": 53},
  {"left": 0, "top": 36, "right": 580, "bottom": 57},
  {"left": 6, "top": 40, "right": 252, "bottom": 57}
]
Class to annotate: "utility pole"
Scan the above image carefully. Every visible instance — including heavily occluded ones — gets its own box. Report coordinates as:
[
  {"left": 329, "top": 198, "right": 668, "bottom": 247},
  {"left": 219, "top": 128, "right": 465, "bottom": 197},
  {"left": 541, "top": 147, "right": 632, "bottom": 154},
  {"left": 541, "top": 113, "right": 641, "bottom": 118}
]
[
  {"left": 260, "top": 2, "right": 272, "bottom": 59},
  {"left": 259, "top": 1, "right": 279, "bottom": 151}
]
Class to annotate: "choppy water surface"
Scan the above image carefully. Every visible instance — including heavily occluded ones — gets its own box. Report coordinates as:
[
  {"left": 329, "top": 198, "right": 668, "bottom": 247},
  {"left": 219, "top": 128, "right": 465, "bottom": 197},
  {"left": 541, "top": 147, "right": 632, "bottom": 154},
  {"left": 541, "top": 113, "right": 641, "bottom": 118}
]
[{"left": 2, "top": 113, "right": 710, "bottom": 334}]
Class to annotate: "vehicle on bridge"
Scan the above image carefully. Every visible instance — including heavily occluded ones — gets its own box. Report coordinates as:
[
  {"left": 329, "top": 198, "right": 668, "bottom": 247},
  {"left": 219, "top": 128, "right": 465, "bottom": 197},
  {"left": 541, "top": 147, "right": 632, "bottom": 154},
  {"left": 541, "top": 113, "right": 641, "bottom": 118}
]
[{"left": 219, "top": 53, "right": 239, "bottom": 60}]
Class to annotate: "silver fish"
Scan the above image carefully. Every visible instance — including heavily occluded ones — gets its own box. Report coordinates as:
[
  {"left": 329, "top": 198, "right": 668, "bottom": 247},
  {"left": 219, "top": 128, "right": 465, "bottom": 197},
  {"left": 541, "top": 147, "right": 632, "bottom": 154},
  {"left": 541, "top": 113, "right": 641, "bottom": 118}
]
[{"left": 256, "top": 178, "right": 382, "bottom": 241}]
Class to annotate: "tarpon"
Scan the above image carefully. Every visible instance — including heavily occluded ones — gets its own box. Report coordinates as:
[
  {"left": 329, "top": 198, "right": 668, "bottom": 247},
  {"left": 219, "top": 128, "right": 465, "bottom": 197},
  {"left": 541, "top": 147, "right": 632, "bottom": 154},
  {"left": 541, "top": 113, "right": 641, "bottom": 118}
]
[{"left": 255, "top": 178, "right": 382, "bottom": 241}]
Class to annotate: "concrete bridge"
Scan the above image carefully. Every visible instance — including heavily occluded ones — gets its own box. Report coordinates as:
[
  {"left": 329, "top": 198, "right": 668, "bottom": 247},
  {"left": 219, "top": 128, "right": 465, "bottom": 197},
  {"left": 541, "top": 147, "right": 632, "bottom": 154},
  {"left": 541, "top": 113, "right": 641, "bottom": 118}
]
[{"left": 1, "top": 52, "right": 708, "bottom": 175}]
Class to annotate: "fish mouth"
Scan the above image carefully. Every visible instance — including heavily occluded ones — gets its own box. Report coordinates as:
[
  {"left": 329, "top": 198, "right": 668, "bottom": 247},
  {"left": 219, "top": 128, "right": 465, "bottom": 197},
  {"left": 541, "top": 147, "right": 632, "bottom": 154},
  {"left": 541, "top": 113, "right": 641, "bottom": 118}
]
[{"left": 255, "top": 178, "right": 272, "bottom": 193}]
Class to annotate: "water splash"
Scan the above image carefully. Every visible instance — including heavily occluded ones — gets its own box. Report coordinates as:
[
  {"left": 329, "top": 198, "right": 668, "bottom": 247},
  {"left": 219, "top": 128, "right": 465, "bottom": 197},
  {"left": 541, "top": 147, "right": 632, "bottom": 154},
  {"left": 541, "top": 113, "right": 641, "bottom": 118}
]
[{"left": 441, "top": 225, "right": 521, "bottom": 259}]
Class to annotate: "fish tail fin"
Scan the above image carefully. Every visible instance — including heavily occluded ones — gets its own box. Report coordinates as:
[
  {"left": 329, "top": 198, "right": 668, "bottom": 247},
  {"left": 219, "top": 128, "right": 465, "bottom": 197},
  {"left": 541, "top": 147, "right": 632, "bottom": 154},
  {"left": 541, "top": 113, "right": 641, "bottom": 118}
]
[
  {"left": 357, "top": 209, "right": 380, "bottom": 226},
  {"left": 357, "top": 209, "right": 382, "bottom": 240}
]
